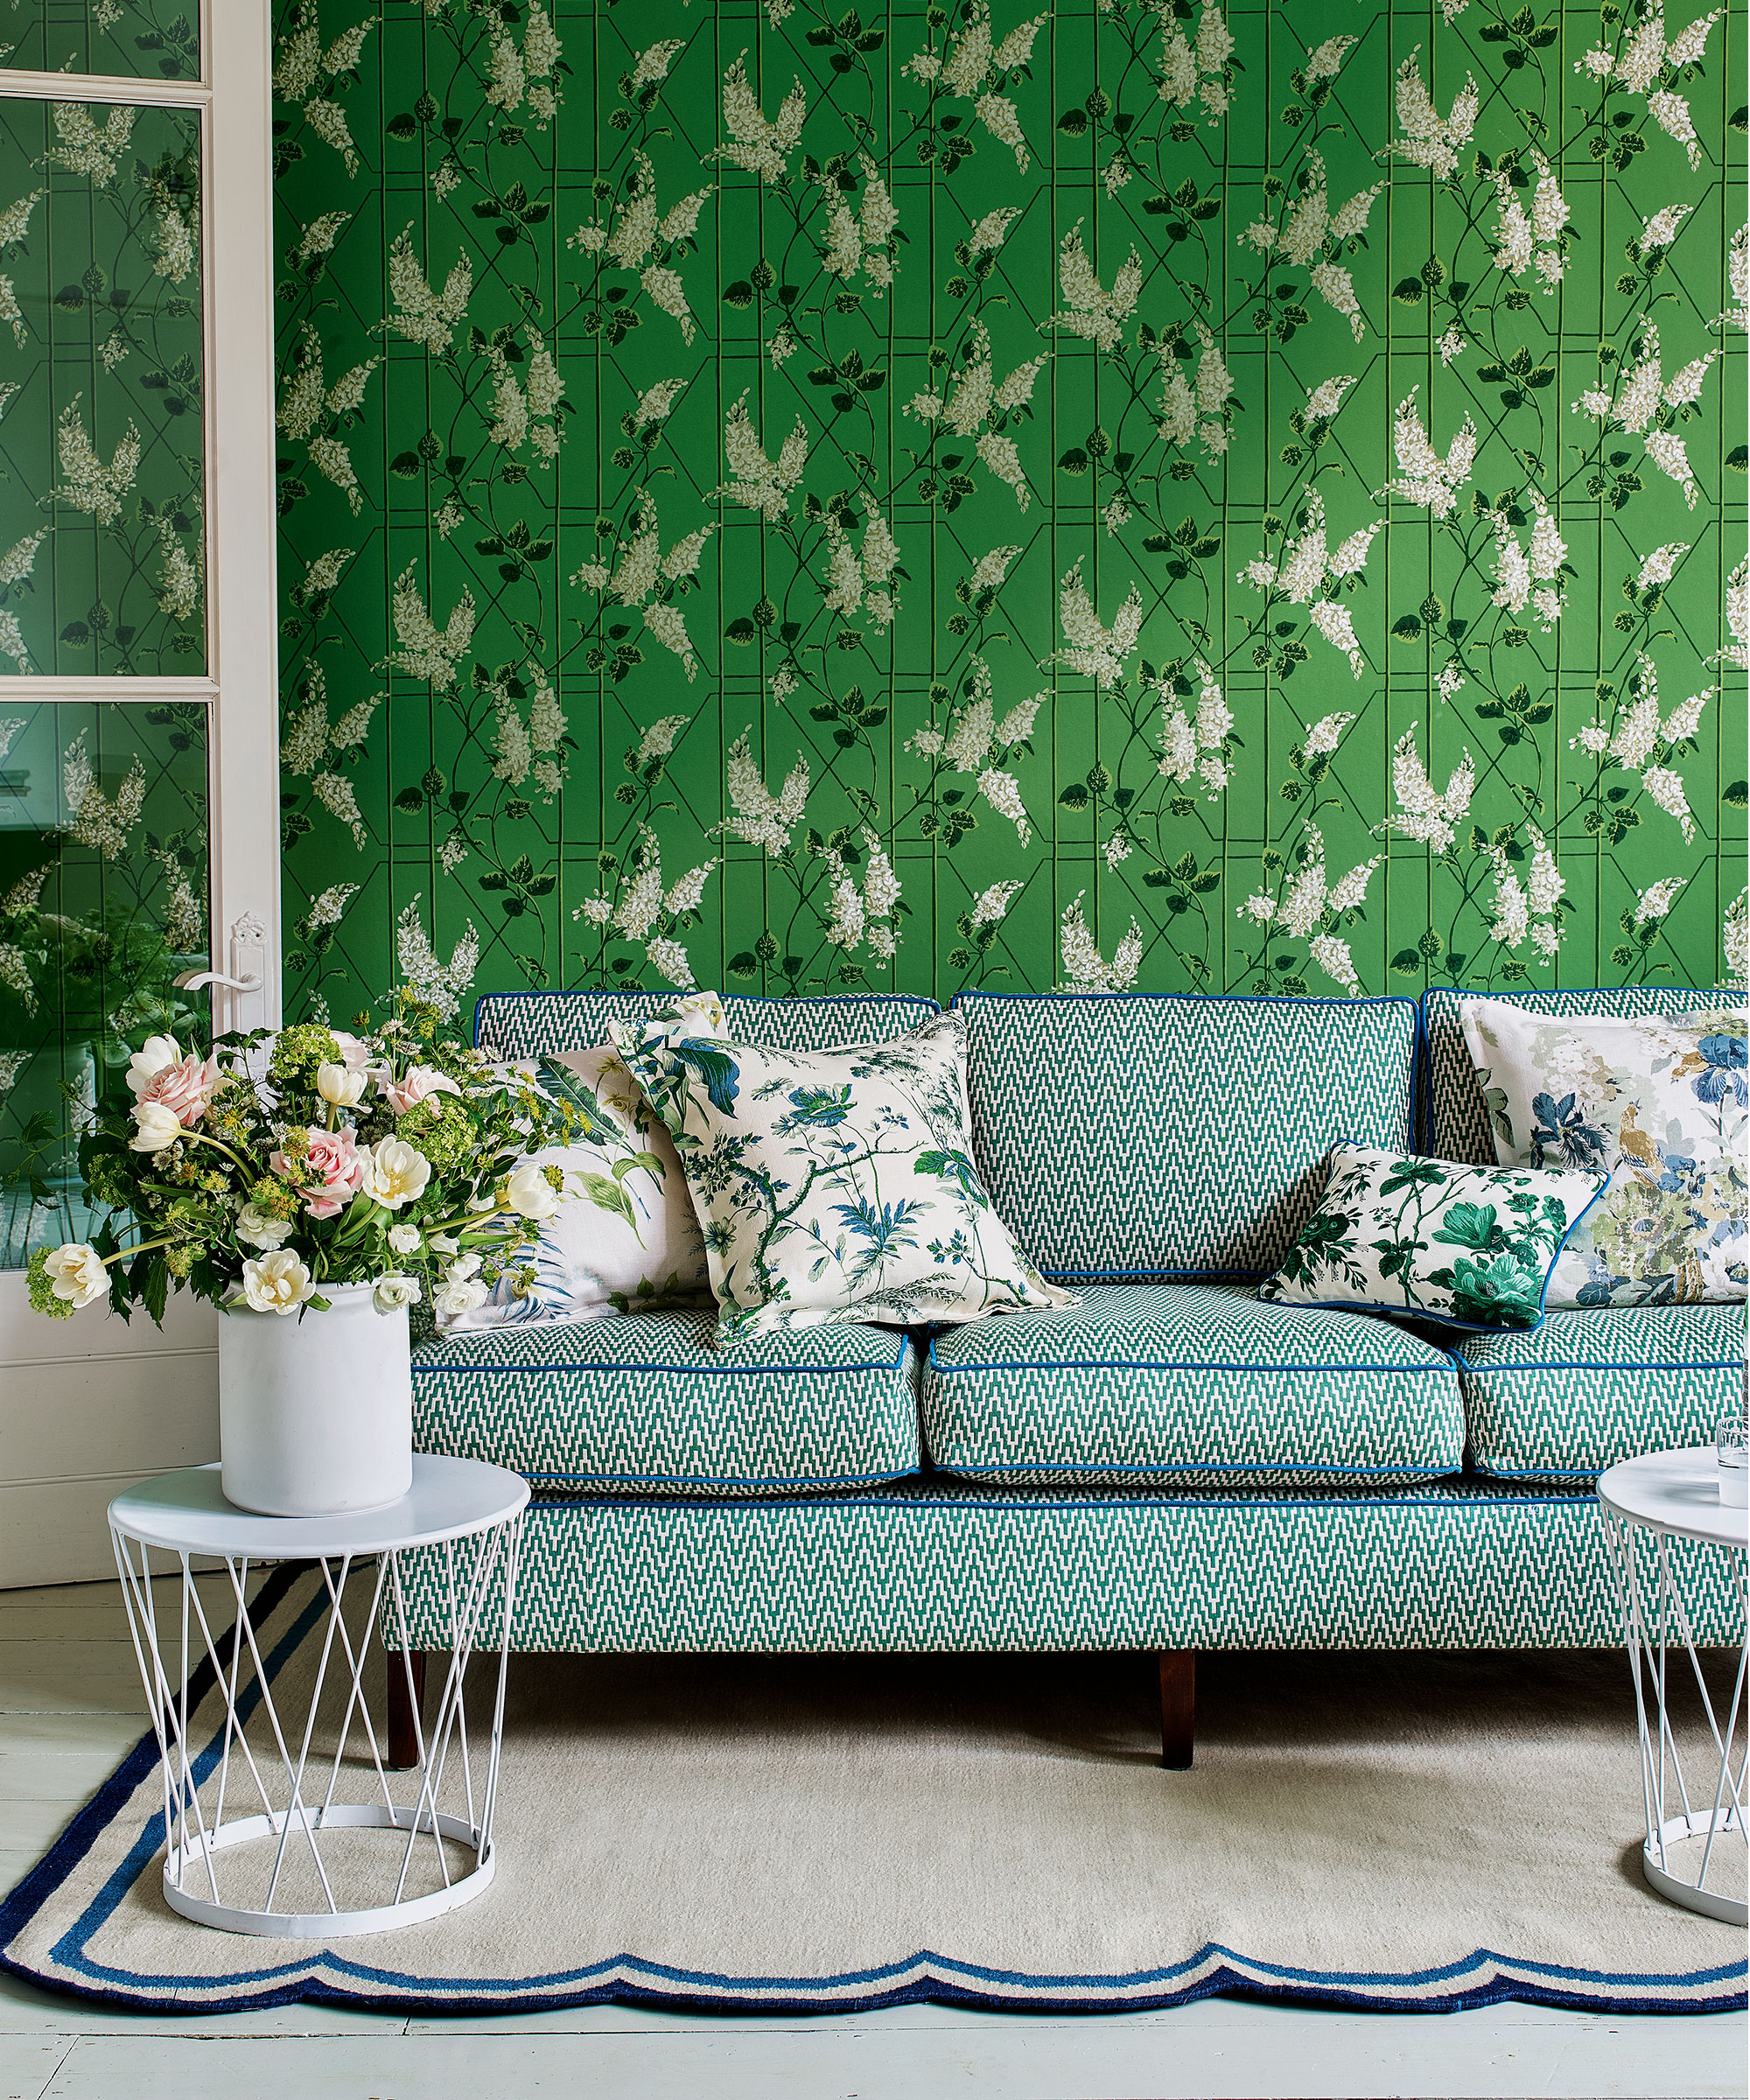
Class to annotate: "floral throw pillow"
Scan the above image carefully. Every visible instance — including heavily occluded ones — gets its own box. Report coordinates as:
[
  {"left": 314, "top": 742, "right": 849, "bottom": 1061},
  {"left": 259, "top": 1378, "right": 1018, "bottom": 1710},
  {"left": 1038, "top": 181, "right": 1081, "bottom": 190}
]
[
  {"left": 1460, "top": 998, "right": 1747, "bottom": 1308},
  {"left": 1258, "top": 1144, "right": 1606, "bottom": 1332},
  {"left": 608, "top": 1007, "right": 1073, "bottom": 1346},
  {"left": 436, "top": 995, "right": 726, "bottom": 1331}
]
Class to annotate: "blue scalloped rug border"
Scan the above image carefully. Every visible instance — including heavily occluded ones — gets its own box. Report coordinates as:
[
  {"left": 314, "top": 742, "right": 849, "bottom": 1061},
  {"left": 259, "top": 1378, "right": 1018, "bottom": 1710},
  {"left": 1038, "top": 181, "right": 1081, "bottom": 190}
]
[{"left": 2, "top": 1566, "right": 1742, "bottom": 2020}]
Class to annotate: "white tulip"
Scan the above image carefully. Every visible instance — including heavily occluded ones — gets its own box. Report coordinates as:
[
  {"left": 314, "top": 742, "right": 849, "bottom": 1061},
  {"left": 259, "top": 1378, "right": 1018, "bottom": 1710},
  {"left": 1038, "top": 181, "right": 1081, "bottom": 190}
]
[
  {"left": 129, "top": 1100, "right": 183, "bottom": 1153},
  {"left": 316, "top": 1060, "right": 367, "bottom": 1108},
  {"left": 435, "top": 1275, "right": 489, "bottom": 1316},
  {"left": 373, "top": 1271, "right": 423, "bottom": 1314},
  {"left": 429, "top": 1231, "right": 460, "bottom": 1256},
  {"left": 361, "top": 1138, "right": 432, "bottom": 1210},
  {"left": 240, "top": 1250, "right": 317, "bottom": 1316},
  {"left": 125, "top": 1034, "right": 181, "bottom": 1098},
  {"left": 235, "top": 1202, "right": 296, "bottom": 1251},
  {"left": 505, "top": 1161, "right": 561, "bottom": 1221},
  {"left": 43, "top": 1242, "right": 108, "bottom": 1310},
  {"left": 447, "top": 1251, "right": 483, "bottom": 1284},
  {"left": 387, "top": 1222, "right": 423, "bottom": 1256}
]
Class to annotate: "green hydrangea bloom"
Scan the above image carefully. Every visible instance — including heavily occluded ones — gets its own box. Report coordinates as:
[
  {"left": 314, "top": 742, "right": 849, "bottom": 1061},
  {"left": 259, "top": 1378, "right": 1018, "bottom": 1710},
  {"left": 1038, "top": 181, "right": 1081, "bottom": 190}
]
[{"left": 270, "top": 1023, "right": 342, "bottom": 1101}]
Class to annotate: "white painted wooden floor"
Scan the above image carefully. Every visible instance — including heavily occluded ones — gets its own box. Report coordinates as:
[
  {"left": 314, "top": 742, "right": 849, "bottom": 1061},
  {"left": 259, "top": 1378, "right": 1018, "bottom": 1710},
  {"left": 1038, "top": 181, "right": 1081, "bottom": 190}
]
[{"left": 1, "top": 1578, "right": 1743, "bottom": 2100}]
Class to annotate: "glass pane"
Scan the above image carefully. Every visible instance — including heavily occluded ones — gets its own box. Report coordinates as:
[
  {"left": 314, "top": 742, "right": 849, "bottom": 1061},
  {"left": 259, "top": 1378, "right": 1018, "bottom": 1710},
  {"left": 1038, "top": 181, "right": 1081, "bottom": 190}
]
[
  {"left": 0, "top": 94, "right": 206, "bottom": 676},
  {"left": 0, "top": 699, "right": 208, "bottom": 1265},
  {"left": 1, "top": 3, "right": 199, "bottom": 84}
]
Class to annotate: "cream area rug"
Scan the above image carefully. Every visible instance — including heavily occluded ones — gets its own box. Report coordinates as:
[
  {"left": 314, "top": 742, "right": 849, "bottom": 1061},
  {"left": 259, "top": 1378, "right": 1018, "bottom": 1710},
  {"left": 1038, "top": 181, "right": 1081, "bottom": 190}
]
[{"left": 3, "top": 1565, "right": 1743, "bottom": 2017}]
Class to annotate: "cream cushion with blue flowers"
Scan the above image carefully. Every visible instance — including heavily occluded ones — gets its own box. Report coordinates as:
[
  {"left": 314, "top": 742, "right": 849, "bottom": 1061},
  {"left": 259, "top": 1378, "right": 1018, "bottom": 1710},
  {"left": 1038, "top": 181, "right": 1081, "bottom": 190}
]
[
  {"left": 611, "top": 1006, "right": 1071, "bottom": 1346},
  {"left": 1459, "top": 997, "right": 1747, "bottom": 1307}
]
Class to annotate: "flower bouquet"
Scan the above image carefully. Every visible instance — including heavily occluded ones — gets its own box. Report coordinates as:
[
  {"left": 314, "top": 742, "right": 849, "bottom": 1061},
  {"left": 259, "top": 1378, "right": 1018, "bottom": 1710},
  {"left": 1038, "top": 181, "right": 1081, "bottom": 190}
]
[{"left": 26, "top": 991, "right": 577, "bottom": 1515}]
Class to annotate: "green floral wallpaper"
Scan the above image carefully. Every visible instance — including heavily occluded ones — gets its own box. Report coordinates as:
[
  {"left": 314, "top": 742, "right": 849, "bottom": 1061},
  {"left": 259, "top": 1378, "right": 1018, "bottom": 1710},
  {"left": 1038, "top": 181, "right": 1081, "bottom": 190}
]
[
  {"left": 0, "top": 93, "right": 206, "bottom": 676},
  {"left": 270, "top": 0, "right": 1746, "bottom": 1021}
]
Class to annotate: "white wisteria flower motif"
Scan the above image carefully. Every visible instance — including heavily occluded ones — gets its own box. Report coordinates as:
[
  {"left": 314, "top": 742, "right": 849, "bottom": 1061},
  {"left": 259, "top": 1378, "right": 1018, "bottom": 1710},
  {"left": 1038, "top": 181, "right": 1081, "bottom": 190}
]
[
  {"left": 384, "top": 228, "right": 472, "bottom": 354},
  {"left": 386, "top": 564, "right": 475, "bottom": 691},
  {"left": 711, "top": 55, "right": 807, "bottom": 183},
  {"left": 1154, "top": 659, "right": 1234, "bottom": 800},
  {"left": 1571, "top": 321, "right": 1714, "bottom": 508},
  {"left": 902, "top": 0, "right": 1048, "bottom": 171},
  {"left": 566, "top": 152, "right": 715, "bottom": 343},
  {"left": 1238, "top": 824, "right": 1381, "bottom": 996},
  {"left": 1048, "top": 561, "right": 1144, "bottom": 688},
  {"left": 1573, "top": 4, "right": 1722, "bottom": 167},
  {"left": 1060, "top": 892, "right": 1143, "bottom": 992},
  {"left": 1239, "top": 151, "right": 1381, "bottom": 342},
  {"left": 719, "top": 731, "right": 810, "bottom": 858},
  {"left": 1376, "top": 388, "right": 1477, "bottom": 516},
  {"left": 1046, "top": 222, "right": 1142, "bottom": 351},
  {"left": 906, "top": 657, "right": 1042, "bottom": 844},
  {"left": 1239, "top": 489, "right": 1379, "bottom": 678},
  {"left": 1378, "top": 726, "right": 1476, "bottom": 854},
  {"left": 1385, "top": 51, "right": 1478, "bottom": 178},
  {"left": 570, "top": 494, "right": 715, "bottom": 678},
  {"left": 711, "top": 393, "right": 808, "bottom": 522}
]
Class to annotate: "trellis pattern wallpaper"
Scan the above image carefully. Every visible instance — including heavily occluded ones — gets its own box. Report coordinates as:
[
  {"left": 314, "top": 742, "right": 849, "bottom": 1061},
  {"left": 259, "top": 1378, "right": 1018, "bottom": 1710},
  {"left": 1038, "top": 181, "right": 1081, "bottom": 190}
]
[{"left": 269, "top": 0, "right": 1746, "bottom": 1019}]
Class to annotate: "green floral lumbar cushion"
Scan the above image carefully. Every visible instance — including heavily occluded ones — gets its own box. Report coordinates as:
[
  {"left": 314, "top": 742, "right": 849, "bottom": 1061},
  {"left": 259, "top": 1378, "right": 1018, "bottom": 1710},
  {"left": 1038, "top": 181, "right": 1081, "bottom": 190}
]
[
  {"left": 1460, "top": 998, "right": 1747, "bottom": 1309},
  {"left": 608, "top": 1005, "right": 1072, "bottom": 1346},
  {"left": 1258, "top": 1145, "right": 1606, "bottom": 1332}
]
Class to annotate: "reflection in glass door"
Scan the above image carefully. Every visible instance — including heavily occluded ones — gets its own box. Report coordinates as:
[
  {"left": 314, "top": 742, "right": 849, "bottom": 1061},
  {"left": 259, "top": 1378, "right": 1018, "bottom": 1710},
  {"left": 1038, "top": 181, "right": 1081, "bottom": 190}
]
[{"left": 0, "top": 2, "right": 279, "bottom": 1265}]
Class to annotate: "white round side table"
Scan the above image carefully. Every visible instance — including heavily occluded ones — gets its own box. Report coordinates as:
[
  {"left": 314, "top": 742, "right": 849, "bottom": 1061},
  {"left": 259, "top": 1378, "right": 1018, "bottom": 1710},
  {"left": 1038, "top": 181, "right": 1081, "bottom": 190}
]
[
  {"left": 1597, "top": 1447, "right": 1747, "bottom": 1928},
  {"left": 108, "top": 1455, "right": 529, "bottom": 1939}
]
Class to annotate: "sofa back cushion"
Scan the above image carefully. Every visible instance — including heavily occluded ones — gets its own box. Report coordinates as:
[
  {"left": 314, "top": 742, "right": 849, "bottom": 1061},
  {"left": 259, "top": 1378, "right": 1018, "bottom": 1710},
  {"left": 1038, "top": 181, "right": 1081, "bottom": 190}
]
[
  {"left": 473, "top": 990, "right": 939, "bottom": 1060},
  {"left": 1422, "top": 984, "right": 1719, "bottom": 1165},
  {"left": 953, "top": 991, "right": 1419, "bottom": 1282}
]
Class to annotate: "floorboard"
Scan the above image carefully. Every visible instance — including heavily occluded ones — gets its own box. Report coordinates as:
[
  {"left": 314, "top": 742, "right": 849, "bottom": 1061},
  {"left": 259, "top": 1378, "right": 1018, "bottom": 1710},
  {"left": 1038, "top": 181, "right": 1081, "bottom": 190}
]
[{"left": 0, "top": 1577, "right": 1741, "bottom": 2100}]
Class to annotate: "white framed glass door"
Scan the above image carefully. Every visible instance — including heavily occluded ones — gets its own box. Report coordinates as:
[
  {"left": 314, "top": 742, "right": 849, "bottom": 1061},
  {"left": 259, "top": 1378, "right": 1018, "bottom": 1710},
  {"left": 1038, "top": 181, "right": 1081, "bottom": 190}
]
[{"left": 0, "top": 0, "right": 280, "bottom": 1264}]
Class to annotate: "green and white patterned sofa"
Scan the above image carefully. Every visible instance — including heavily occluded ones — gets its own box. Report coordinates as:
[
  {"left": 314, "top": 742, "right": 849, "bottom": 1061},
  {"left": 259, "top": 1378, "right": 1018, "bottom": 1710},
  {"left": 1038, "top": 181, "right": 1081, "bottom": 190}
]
[{"left": 392, "top": 984, "right": 1742, "bottom": 1762}]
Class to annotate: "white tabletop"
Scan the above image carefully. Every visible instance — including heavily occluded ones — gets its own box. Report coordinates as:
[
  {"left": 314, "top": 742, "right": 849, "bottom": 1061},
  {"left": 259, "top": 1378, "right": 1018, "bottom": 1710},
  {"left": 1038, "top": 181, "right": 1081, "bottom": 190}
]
[
  {"left": 108, "top": 1456, "right": 530, "bottom": 1558},
  {"left": 1597, "top": 1446, "right": 1749, "bottom": 1550}
]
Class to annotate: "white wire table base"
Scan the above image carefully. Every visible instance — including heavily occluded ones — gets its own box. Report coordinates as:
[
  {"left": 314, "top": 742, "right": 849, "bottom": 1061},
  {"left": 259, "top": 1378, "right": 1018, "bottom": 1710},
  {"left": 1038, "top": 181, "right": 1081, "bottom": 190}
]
[
  {"left": 1599, "top": 1506, "right": 1747, "bottom": 1928},
  {"left": 110, "top": 1516, "right": 523, "bottom": 1939}
]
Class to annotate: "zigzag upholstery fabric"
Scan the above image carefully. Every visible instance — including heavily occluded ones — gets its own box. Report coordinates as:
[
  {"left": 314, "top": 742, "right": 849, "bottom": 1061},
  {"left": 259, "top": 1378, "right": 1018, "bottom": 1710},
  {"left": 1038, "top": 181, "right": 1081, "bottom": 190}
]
[
  {"left": 921, "top": 1284, "right": 1464, "bottom": 1488},
  {"left": 474, "top": 989, "right": 940, "bottom": 1060},
  {"left": 1422, "top": 985, "right": 1726, "bottom": 1164},
  {"left": 411, "top": 1312, "right": 922, "bottom": 1494},
  {"left": 389, "top": 1476, "right": 1741, "bottom": 1653},
  {"left": 953, "top": 993, "right": 1418, "bottom": 1280},
  {"left": 1456, "top": 1305, "right": 1745, "bottom": 1483}
]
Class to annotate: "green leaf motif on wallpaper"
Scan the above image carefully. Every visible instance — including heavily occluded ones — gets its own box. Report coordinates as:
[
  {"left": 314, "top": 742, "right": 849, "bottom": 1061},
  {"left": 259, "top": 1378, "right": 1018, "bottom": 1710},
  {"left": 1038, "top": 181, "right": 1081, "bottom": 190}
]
[{"left": 267, "top": 0, "right": 1746, "bottom": 1021}]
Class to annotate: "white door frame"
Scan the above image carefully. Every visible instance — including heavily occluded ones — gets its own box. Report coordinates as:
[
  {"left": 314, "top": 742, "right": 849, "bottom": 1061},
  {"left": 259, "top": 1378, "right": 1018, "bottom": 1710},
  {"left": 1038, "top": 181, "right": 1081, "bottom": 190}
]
[{"left": 0, "top": 4, "right": 282, "bottom": 1584}]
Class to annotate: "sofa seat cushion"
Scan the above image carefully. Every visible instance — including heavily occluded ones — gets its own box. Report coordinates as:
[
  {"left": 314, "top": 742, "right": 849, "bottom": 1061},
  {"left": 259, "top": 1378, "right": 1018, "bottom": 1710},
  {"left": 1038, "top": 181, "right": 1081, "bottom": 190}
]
[
  {"left": 1456, "top": 1305, "right": 1742, "bottom": 1482},
  {"left": 921, "top": 1284, "right": 1465, "bottom": 1488},
  {"left": 412, "top": 1312, "right": 922, "bottom": 1495}
]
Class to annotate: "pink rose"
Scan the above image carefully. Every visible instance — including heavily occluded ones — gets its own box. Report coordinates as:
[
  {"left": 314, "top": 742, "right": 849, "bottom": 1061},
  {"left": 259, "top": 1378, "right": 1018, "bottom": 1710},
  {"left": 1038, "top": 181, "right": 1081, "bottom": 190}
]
[
  {"left": 384, "top": 1064, "right": 463, "bottom": 1116},
  {"left": 134, "top": 1049, "right": 221, "bottom": 1128},
  {"left": 271, "top": 1125, "right": 367, "bottom": 1220}
]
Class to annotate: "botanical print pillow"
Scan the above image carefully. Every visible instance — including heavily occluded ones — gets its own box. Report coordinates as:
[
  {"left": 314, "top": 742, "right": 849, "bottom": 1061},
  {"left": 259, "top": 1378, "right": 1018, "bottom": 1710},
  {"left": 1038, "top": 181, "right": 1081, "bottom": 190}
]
[
  {"left": 436, "top": 996, "right": 726, "bottom": 1331},
  {"left": 1460, "top": 998, "right": 1747, "bottom": 1308},
  {"left": 1258, "top": 1144, "right": 1606, "bottom": 1332},
  {"left": 608, "top": 1007, "right": 1073, "bottom": 1346}
]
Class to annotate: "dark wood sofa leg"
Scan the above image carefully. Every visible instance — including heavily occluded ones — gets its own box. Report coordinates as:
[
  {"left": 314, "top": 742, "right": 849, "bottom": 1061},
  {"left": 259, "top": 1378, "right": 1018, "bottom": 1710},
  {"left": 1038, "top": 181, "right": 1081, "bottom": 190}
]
[
  {"left": 388, "top": 1649, "right": 427, "bottom": 1770},
  {"left": 1159, "top": 1649, "right": 1195, "bottom": 1770}
]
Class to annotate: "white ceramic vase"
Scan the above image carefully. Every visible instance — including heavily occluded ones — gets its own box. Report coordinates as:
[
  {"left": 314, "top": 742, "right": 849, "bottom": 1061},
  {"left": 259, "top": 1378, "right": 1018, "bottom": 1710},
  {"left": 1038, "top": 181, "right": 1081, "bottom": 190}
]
[{"left": 218, "top": 1282, "right": 413, "bottom": 1517}]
